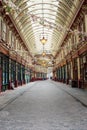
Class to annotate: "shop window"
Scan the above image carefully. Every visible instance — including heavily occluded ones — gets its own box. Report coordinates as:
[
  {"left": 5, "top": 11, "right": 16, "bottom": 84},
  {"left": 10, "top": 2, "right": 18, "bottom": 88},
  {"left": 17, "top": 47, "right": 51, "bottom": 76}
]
[
  {"left": 9, "top": 59, "right": 11, "bottom": 80},
  {"left": 73, "top": 58, "right": 78, "bottom": 80},
  {"left": 11, "top": 60, "right": 16, "bottom": 82},
  {"left": 21, "top": 65, "right": 25, "bottom": 81},
  {"left": 80, "top": 57, "right": 84, "bottom": 80},
  {"left": 67, "top": 62, "right": 71, "bottom": 79},
  {"left": 80, "top": 54, "right": 87, "bottom": 81},
  {"left": 25, "top": 68, "right": 30, "bottom": 83},
  {"left": 2, "top": 56, "right": 9, "bottom": 86},
  {"left": 85, "top": 71, "right": 87, "bottom": 80},
  {"left": 83, "top": 56, "right": 87, "bottom": 81},
  {"left": 17, "top": 63, "right": 21, "bottom": 82}
]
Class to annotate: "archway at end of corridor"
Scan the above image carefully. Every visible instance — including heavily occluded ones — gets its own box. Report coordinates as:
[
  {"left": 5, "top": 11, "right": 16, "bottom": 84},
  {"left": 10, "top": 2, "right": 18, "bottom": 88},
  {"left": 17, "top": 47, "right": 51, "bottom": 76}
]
[{"left": 47, "top": 72, "right": 53, "bottom": 80}]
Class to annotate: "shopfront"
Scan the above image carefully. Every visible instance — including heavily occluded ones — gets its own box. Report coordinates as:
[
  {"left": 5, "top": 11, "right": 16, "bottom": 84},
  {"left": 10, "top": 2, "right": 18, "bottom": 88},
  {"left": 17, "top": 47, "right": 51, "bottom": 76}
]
[
  {"left": 80, "top": 52, "right": 87, "bottom": 89},
  {"left": 0, "top": 53, "right": 9, "bottom": 91}
]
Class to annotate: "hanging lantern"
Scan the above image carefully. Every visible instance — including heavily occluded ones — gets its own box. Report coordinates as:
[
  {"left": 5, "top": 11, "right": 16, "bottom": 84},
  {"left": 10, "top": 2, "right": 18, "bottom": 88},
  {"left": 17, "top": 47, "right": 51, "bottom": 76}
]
[{"left": 40, "top": 36, "right": 47, "bottom": 45}]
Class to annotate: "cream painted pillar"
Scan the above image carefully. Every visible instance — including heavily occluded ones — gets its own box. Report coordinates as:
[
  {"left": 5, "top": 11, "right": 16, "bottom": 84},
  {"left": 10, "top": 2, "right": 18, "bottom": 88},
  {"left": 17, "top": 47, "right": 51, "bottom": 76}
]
[
  {"left": 71, "top": 61, "right": 73, "bottom": 80},
  {"left": 85, "top": 15, "right": 87, "bottom": 33},
  {"left": 77, "top": 57, "right": 80, "bottom": 80},
  {"left": 66, "top": 65, "right": 67, "bottom": 80}
]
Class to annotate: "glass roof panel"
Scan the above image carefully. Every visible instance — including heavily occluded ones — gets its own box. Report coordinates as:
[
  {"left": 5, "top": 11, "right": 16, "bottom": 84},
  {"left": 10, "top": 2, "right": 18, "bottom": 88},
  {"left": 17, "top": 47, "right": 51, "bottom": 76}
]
[
  {"left": 11, "top": 0, "right": 83, "bottom": 58},
  {"left": 25, "top": 0, "right": 59, "bottom": 54}
]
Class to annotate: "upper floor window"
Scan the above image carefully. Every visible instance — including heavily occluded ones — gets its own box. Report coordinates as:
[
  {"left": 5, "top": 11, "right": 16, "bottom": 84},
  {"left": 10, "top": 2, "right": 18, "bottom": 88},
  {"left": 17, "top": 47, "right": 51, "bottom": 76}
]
[
  {"left": 11, "top": 34, "right": 15, "bottom": 48},
  {"left": 84, "top": 15, "right": 87, "bottom": 40},
  {"left": 2, "top": 22, "right": 7, "bottom": 42},
  {"left": 0, "top": 17, "right": 2, "bottom": 39},
  {"left": 17, "top": 40, "right": 20, "bottom": 50},
  {"left": 8, "top": 30, "right": 12, "bottom": 47},
  {"left": 79, "top": 22, "right": 85, "bottom": 42},
  {"left": 14, "top": 38, "right": 17, "bottom": 50}
]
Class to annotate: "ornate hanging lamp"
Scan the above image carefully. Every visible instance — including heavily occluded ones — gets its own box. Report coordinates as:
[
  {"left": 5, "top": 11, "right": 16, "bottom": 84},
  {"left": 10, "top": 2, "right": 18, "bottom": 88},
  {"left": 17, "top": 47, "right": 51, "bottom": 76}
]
[
  {"left": 42, "top": 44, "right": 46, "bottom": 56},
  {"left": 40, "top": 0, "right": 47, "bottom": 45}
]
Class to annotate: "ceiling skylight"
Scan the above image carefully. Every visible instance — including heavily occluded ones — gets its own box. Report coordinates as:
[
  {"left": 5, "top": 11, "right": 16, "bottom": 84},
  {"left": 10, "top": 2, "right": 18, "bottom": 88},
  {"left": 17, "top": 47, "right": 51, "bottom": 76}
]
[
  {"left": 12, "top": 0, "right": 82, "bottom": 60},
  {"left": 27, "top": 0, "right": 59, "bottom": 53}
]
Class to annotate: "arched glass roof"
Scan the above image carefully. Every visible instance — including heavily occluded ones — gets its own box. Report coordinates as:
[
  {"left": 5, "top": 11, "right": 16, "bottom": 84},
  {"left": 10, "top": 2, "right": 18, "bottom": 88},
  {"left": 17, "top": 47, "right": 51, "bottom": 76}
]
[{"left": 11, "top": 0, "right": 83, "bottom": 58}]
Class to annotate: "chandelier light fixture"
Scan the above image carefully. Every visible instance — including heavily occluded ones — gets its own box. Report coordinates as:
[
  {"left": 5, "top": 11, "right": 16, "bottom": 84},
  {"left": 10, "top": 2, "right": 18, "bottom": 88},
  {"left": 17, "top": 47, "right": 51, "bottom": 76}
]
[
  {"left": 42, "top": 60, "right": 46, "bottom": 67},
  {"left": 40, "top": 0, "right": 47, "bottom": 45},
  {"left": 42, "top": 44, "right": 46, "bottom": 56},
  {"left": 40, "top": 36, "right": 47, "bottom": 45},
  {"left": 41, "top": 45, "right": 48, "bottom": 67},
  {"left": 42, "top": 51, "right": 46, "bottom": 56}
]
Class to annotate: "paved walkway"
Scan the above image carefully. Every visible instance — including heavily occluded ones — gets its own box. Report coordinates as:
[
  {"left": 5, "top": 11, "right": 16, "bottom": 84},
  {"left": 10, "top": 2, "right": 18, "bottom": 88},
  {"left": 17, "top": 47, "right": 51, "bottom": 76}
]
[
  {"left": 0, "top": 82, "right": 36, "bottom": 110},
  {"left": 51, "top": 80, "right": 87, "bottom": 107},
  {"left": 0, "top": 80, "right": 87, "bottom": 109},
  {"left": 0, "top": 80, "right": 87, "bottom": 130}
]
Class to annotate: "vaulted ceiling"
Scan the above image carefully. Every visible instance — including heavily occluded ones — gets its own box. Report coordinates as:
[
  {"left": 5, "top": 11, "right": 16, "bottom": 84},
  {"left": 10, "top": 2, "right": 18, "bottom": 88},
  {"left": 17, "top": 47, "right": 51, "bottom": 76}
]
[{"left": 10, "top": 0, "right": 83, "bottom": 66}]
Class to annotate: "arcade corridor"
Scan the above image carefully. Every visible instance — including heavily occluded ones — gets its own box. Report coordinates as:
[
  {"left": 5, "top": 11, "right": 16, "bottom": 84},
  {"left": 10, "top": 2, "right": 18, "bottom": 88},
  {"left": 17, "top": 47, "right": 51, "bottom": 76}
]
[
  {"left": 0, "top": 80, "right": 87, "bottom": 130},
  {"left": 0, "top": 0, "right": 87, "bottom": 92},
  {"left": 0, "top": 0, "right": 87, "bottom": 129}
]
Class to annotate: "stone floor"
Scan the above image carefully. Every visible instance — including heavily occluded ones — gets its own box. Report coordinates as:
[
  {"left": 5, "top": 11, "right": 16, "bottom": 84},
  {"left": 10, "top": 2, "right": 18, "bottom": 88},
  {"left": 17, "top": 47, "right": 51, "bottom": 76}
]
[{"left": 0, "top": 80, "right": 87, "bottom": 130}]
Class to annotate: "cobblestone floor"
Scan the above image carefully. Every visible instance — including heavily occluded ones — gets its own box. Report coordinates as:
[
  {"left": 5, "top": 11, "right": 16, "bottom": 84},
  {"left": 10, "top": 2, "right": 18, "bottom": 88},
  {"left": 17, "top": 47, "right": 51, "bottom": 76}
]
[{"left": 0, "top": 80, "right": 87, "bottom": 130}]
